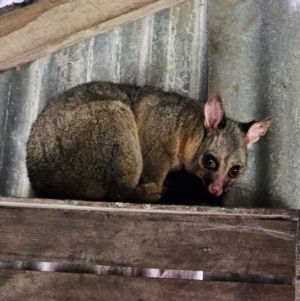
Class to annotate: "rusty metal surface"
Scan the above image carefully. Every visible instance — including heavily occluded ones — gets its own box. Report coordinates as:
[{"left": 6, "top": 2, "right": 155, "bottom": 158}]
[{"left": 0, "top": 0, "right": 299, "bottom": 208}]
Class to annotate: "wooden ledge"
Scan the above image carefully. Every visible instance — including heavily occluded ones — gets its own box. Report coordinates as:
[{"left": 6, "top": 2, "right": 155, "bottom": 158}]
[
  {"left": 0, "top": 196, "right": 298, "bottom": 300},
  {"left": 0, "top": 196, "right": 298, "bottom": 219},
  {"left": 0, "top": 0, "right": 186, "bottom": 72}
]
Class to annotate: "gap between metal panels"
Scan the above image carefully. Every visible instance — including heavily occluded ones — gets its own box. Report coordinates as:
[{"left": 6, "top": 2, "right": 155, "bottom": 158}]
[{"left": 0, "top": 260, "right": 294, "bottom": 285}]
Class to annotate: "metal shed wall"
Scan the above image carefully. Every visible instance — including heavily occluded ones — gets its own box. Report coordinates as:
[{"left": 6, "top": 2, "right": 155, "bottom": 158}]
[
  {"left": 208, "top": 0, "right": 300, "bottom": 208},
  {"left": 0, "top": 0, "right": 299, "bottom": 208}
]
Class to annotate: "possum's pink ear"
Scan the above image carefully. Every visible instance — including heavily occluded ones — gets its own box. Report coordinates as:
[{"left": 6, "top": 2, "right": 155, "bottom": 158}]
[
  {"left": 246, "top": 116, "right": 272, "bottom": 146},
  {"left": 204, "top": 94, "right": 224, "bottom": 129}
]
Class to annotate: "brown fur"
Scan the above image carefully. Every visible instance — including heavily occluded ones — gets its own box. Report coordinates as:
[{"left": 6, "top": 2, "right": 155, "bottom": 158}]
[{"left": 26, "top": 82, "right": 271, "bottom": 202}]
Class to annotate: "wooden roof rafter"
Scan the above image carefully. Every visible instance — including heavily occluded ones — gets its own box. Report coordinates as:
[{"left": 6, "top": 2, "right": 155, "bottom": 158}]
[{"left": 0, "top": 0, "right": 186, "bottom": 72}]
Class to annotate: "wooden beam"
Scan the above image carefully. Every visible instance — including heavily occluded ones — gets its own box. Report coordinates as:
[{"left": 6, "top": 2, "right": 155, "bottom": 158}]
[
  {"left": 0, "top": 197, "right": 298, "bottom": 218},
  {"left": 0, "top": 198, "right": 297, "bottom": 300},
  {"left": 0, "top": 0, "right": 186, "bottom": 72},
  {"left": 0, "top": 198, "right": 296, "bottom": 277}
]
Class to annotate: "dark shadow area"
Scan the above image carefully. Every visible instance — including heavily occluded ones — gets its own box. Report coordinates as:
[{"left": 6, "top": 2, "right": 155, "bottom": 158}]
[
  {"left": 27, "top": 169, "right": 223, "bottom": 207},
  {"left": 160, "top": 169, "right": 224, "bottom": 206},
  {"left": 0, "top": 0, "right": 38, "bottom": 16}
]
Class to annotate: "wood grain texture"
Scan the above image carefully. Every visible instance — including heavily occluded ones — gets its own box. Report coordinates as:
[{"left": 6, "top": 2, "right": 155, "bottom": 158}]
[
  {"left": 0, "top": 197, "right": 298, "bottom": 219},
  {"left": 0, "top": 0, "right": 186, "bottom": 72},
  {"left": 0, "top": 270, "right": 295, "bottom": 301},
  {"left": 296, "top": 219, "right": 300, "bottom": 301},
  {"left": 0, "top": 203, "right": 296, "bottom": 276}
]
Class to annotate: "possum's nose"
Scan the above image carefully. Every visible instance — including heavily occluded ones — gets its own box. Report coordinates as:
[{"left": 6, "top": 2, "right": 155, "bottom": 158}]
[{"left": 208, "top": 184, "right": 223, "bottom": 197}]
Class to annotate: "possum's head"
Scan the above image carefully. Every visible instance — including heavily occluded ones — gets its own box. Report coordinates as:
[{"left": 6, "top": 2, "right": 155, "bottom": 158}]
[{"left": 193, "top": 94, "right": 272, "bottom": 197}]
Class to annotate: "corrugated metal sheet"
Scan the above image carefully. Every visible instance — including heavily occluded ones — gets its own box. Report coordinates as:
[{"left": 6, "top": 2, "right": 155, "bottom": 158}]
[
  {"left": 0, "top": 0, "right": 299, "bottom": 208},
  {"left": 208, "top": 0, "right": 300, "bottom": 208}
]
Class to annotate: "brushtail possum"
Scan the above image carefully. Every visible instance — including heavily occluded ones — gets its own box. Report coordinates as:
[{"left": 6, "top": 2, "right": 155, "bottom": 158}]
[{"left": 26, "top": 82, "right": 271, "bottom": 202}]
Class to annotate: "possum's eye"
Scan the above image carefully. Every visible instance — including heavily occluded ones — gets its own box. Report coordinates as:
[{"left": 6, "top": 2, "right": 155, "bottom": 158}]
[
  {"left": 228, "top": 166, "right": 240, "bottom": 178},
  {"left": 203, "top": 155, "right": 218, "bottom": 170}
]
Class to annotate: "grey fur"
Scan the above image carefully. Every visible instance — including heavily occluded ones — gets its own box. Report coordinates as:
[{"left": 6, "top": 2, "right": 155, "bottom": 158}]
[{"left": 26, "top": 82, "right": 271, "bottom": 202}]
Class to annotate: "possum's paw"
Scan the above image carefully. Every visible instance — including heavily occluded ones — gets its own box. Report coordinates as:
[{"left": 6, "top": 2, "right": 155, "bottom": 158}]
[{"left": 134, "top": 183, "right": 162, "bottom": 203}]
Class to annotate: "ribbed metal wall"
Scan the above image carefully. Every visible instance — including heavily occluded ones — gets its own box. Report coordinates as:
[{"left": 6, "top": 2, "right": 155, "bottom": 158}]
[
  {"left": 0, "top": 0, "right": 299, "bottom": 208},
  {"left": 208, "top": 0, "right": 300, "bottom": 208}
]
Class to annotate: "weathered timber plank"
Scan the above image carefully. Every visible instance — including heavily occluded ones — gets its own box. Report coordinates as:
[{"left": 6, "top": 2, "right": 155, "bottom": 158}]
[
  {"left": 0, "top": 270, "right": 295, "bottom": 301},
  {"left": 0, "top": 0, "right": 186, "bottom": 72},
  {"left": 0, "top": 197, "right": 298, "bottom": 219},
  {"left": 0, "top": 203, "right": 296, "bottom": 276},
  {"left": 296, "top": 218, "right": 300, "bottom": 301}
]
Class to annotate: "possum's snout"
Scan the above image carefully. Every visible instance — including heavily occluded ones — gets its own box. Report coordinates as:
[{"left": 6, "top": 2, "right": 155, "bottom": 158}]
[
  {"left": 208, "top": 183, "right": 223, "bottom": 197},
  {"left": 205, "top": 171, "right": 226, "bottom": 197}
]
